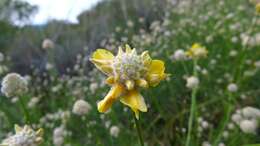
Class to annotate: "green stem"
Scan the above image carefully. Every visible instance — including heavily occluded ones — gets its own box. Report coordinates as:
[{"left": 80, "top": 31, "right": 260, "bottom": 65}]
[
  {"left": 185, "top": 59, "right": 198, "bottom": 146},
  {"left": 185, "top": 87, "right": 198, "bottom": 146},
  {"left": 133, "top": 113, "right": 144, "bottom": 146},
  {"left": 19, "top": 97, "right": 31, "bottom": 125}
]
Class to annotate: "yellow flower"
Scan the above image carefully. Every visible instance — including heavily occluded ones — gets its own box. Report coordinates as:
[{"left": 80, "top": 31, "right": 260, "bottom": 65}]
[
  {"left": 90, "top": 44, "right": 167, "bottom": 119},
  {"left": 186, "top": 43, "right": 208, "bottom": 59},
  {"left": 256, "top": 3, "right": 260, "bottom": 14}
]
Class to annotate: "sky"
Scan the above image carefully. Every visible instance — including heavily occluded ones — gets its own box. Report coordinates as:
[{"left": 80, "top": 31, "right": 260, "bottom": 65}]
[{"left": 21, "top": 0, "right": 103, "bottom": 24}]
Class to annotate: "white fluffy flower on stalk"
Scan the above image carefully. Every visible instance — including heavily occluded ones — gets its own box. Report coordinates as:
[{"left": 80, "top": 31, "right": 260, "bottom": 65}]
[
  {"left": 239, "top": 119, "right": 258, "bottom": 134},
  {"left": 42, "top": 39, "right": 54, "bottom": 49},
  {"left": 227, "top": 83, "right": 238, "bottom": 92},
  {"left": 72, "top": 99, "right": 92, "bottom": 116},
  {"left": 186, "top": 76, "right": 199, "bottom": 89},
  {"left": 171, "top": 49, "right": 186, "bottom": 61},
  {"left": 1, "top": 73, "right": 28, "bottom": 97},
  {"left": 109, "top": 126, "right": 120, "bottom": 138},
  {"left": 53, "top": 126, "right": 65, "bottom": 146},
  {"left": 1, "top": 125, "right": 43, "bottom": 146},
  {"left": 242, "top": 106, "right": 260, "bottom": 119}
]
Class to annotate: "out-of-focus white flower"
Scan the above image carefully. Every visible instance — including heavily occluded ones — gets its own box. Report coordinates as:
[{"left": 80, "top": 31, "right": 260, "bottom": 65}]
[
  {"left": 110, "top": 126, "right": 120, "bottom": 138},
  {"left": 28, "top": 97, "right": 41, "bottom": 108},
  {"left": 202, "top": 141, "right": 211, "bottom": 146},
  {"left": 90, "top": 82, "right": 98, "bottom": 93},
  {"left": 0, "top": 52, "right": 4, "bottom": 62},
  {"left": 1, "top": 125, "right": 43, "bottom": 146},
  {"left": 254, "top": 60, "right": 260, "bottom": 68},
  {"left": 42, "top": 39, "right": 54, "bottom": 49},
  {"left": 241, "top": 106, "right": 260, "bottom": 119},
  {"left": 231, "top": 113, "right": 242, "bottom": 124},
  {"left": 72, "top": 99, "right": 92, "bottom": 116},
  {"left": 227, "top": 83, "right": 238, "bottom": 92},
  {"left": 53, "top": 126, "right": 65, "bottom": 146},
  {"left": 1, "top": 73, "right": 28, "bottom": 97},
  {"left": 218, "top": 143, "right": 225, "bottom": 146},
  {"left": 223, "top": 131, "right": 229, "bottom": 139},
  {"left": 186, "top": 76, "right": 199, "bottom": 89},
  {"left": 172, "top": 49, "right": 186, "bottom": 61},
  {"left": 46, "top": 63, "right": 53, "bottom": 70},
  {"left": 239, "top": 119, "right": 258, "bottom": 134}
]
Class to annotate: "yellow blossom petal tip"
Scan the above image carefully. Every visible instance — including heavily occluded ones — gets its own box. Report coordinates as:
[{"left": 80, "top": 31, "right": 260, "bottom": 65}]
[{"left": 98, "top": 84, "right": 125, "bottom": 113}]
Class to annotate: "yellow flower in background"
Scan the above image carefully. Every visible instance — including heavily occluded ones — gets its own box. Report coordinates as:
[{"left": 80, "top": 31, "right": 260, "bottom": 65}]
[
  {"left": 90, "top": 44, "right": 167, "bottom": 119},
  {"left": 256, "top": 3, "right": 260, "bottom": 14},
  {"left": 186, "top": 43, "right": 208, "bottom": 59}
]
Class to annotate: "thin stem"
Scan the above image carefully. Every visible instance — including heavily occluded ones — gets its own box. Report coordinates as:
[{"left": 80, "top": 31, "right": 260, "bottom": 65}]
[
  {"left": 185, "top": 59, "right": 198, "bottom": 146},
  {"left": 133, "top": 113, "right": 144, "bottom": 146},
  {"left": 185, "top": 87, "right": 198, "bottom": 146},
  {"left": 19, "top": 97, "right": 31, "bottom": 125}
]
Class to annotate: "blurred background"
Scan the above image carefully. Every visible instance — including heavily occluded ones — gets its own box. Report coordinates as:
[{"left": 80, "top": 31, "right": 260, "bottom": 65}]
[
  {"left": 0, "top": 0, "right": 168, "bottom": 75},
  {"left": 0, "top": 0, "right": 260, "bottom": 146}
]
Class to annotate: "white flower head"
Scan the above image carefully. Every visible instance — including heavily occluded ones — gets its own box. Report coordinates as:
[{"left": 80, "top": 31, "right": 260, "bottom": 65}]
[
  {"left": 186, "top": 76, "right": 199, "bottom": 89},
  {"left": 110, "top": 126, "right": 120, "bottom": 138},
  {"left": 42, "top": 39, "right": 54, "bottom": 49},
  {"left": 172, "top": 49, "right": 186, "bottom": 61},
  {"left": 241, "top": 106, "right": 260, "bottom": 119},
  {"left": 1, "top": 73, "right": 28, "bottom": 97},
  {"left": 72, "top": 99, "right": 92, "bottom": 116},
  {"left": 227, "top": 83, "right": 238, "bottom": 92},
  {"left": 239, "top": 119, "right": 258, "bottom": 134}
]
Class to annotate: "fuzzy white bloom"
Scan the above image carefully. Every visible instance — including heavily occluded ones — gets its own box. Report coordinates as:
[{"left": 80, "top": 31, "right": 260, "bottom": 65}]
[
  {"left": 186, "top": 76, "right": 199, "bottom": 89},
  {"left": 90, "top": 82, "right": 98, "bottom": 93},
  {"left": 239, "top": 119, "right": 258, "bottom": 134},
  {"left": 42, "top": 39, "right": 54, "bottom": 49},
  {"left": 241, "top": 106, "right": 260, "bottom": 119},
  {"left": 218, "top": 143, "right": 225, "bottom": 146},
  {"left": 254, "top": 60, "right": 260, "bottom": 68},
  {"left": 227, "top": 83, "right": 238, "bottom": 92},
  {"left": 72, "top": 100, "right": 92, "bottom": 116},
  {"left": 110, "top": 126, "right": 120, "bottom": 138},
  {"left": 231, "top": 113, "right": 242, "bottom": 124},
  {"left": 223, "top": 131, "right": 229, "bottom": 139},
  {"left": 1, "top": 125, "right": 43, "bottom": 146},
  {"left": 0, "top": 52, "right": 4, "bottom": 62},
  {"left": 202, "top": 141, "right": 211, "bottom": 146},
  {"left": 172, "top": 49, "right": 186, "bottom": 61},
  {"left": 53, "top": 126, "right": 65, "bottom": 146},
  {"left": 1, "top": 73, "right": 28, "bottom": 97}
]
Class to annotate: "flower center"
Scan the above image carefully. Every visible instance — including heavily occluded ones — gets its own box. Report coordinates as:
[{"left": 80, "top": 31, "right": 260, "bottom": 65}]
[{"left": 112, "top": 52, "right": 147, "bottom": 81}]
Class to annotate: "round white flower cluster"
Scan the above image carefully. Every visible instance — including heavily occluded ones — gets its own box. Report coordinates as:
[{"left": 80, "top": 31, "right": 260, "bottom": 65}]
[
  {"left": 53, "top": 126, "right": 65, "bottom": 146},
  {"left": 227, "top": 83, "right": 238, "bottom": 92},
  {"left": 1, "top": 73, "right": 28, "bottom": 97},
  {"left": 42, "top": 39, "right": 54, "bottom": 49},
  {"left": 186, "top": 76, "right": 199, "bottom": 89},
  {"left": 72, "top": 99, "right": 92, "bottom": 116},
  {"left": 110, "top": 125, "right": 120, "bottom": 138},
  {"left": 231, "top": 106, "right": 260, "bottom": 134}
]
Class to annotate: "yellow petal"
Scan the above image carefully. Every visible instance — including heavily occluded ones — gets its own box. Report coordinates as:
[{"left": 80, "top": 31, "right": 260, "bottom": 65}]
[
  {"left": 146, "top": 60, "right": 166, "bottom": 86},
  {"left": 136, "top": 79, "right": 149, "bottom": 88},
  {"left": 106, "top": 76, "right": 115, "bottom": 85},
  {"left": 36, "top": 128, "right": 44, "bottom": 137},
  {"left": 90, "top": 49, "right": 114, "bottom": 75},
  {"left": 15, "top": 124, "right": 22, "bottom": 133},
  {"left": 125, "top": 44, "right": 132, "bottom": 53},
  {"left": 141, "top": 51, "right": 152, "bottom": 67},
  {"left": 120, "top": 90, "right": 147, "bottom": 119},
  {"left": 98, "top": 84, "right": 125, "bottom": 113}
]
